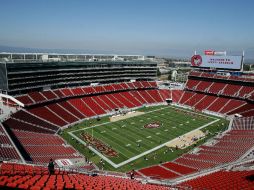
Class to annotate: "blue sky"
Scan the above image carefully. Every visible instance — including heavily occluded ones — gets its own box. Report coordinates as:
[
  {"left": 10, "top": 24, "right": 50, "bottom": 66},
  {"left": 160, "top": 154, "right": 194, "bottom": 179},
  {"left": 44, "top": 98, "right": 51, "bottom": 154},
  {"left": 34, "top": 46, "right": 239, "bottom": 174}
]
[{"left": 0, "top": 0, "right": 254, "bottom": 58}]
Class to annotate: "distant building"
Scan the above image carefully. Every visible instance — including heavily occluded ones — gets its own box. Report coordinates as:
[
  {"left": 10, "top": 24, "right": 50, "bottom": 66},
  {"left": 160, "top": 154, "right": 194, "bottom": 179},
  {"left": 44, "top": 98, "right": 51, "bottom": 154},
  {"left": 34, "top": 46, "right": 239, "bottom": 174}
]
[{"left": 0, "top": 53, "right": 157, "bottom": 95}]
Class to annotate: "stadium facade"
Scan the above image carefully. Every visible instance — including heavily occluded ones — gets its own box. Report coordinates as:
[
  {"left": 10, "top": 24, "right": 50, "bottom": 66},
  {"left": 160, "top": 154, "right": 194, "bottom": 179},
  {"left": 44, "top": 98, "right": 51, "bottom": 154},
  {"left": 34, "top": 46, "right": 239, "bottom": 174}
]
[{"left": 0, "top": 53, "right": 157, "bottom": 95}]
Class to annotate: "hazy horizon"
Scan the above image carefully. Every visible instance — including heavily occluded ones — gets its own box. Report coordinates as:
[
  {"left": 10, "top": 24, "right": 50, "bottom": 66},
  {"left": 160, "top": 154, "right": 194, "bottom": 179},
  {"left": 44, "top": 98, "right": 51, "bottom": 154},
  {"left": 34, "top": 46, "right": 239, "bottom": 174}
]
[{"left": 0, "top": 0, "right": 254, "bottom": 59}]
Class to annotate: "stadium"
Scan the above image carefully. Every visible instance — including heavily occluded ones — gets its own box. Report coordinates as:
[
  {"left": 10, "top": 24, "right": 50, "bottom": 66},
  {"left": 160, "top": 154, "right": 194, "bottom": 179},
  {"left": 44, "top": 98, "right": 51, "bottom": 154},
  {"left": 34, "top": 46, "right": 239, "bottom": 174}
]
[{"left": 0, "top": 51, "right": 254, "bottom": 190}]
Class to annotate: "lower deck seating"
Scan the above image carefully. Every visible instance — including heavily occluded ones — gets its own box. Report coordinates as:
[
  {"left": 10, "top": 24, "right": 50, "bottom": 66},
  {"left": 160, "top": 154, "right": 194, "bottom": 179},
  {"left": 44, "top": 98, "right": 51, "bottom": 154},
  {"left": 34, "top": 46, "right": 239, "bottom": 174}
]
[
  {"left": 173, "top": 129, "right": 254, "bottom": 170},
  {"left": 179, "top": 169, "right": 254, "bottom": 190},
  {"left": 138, "top": 165, "right": 180, "bottom": 179},
  {"left": 28, "top": 107, "right": 68, "bottom": 127},
  {"left": 0, "top": 163, "right": 169, "bottom": 190},
  {"left": 0, "top": 124, "right": 21, "bottom": 161},
  {"left": 4, "top": 118, "right": 54, "bottom": 134},
  {"left": 177, "top": 89, "right": 248, "bottom": 115},
  {"left": 161, "top": 162, "right": 197, "bottom": 175},
  {"left": 11, "top": 130, "right": 82, "bottom": 164},
  {"left": 0, "top": 163, "right": 67, "bottom": 176},
  {"left": 11, "top": 110, "right": 59, "bottom": 132}
]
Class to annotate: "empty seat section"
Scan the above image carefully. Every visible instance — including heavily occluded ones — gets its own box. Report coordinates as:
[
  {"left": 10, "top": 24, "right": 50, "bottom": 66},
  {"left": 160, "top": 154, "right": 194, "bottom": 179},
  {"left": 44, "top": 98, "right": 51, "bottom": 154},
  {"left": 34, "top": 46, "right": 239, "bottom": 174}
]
[
  {"left": 208, "top": 82, "right": 226, "bottom": 94},
  {"left": 92, "top": 96, "right": 113, "bottom": 112},
  {"left": 53, "top": 89, "right": 65, "bottom": 98},
  {"left": 185, "top": 93, "right": 205, "bottom": 107},
  {"left": 82, "top": 86, "right": 96, "bottom": 94},
  {"left": 194, "top": 95, "right": 217, "bottom": 111},
  {"left": 47, "top": 104, "right": 78, "bottom": 123},
  {"left": 138, "top": 90, "right": 156, "bottom": 103},
  {"left": 178, "top": 91, "right": 194, "bottom": 104},
  {"left": 195, "top": 81, "right": 213, "bottom": 92},
  {"left": 140, "top": 81, "right": 151, "bottom": 88},
  {"left": 11, "top": 110, "right": 58, "bottom": 132},
  {"left": 111, "top": 84, "right": 123, "bottom": 91},
  {"left": 133, "top": 81, "right": 143, "bottom": 89},
  {"left": 93, "top": 86, "right": 105, "bottom": 93},
  {"left": 185, "top": 79, "right": 199, "bottom": 90},
  {"left": 138, "top": 165, "right": 179, "bottom": 179},
  {"left": 240, "top": 109, "right": 254, "bottom": 117},
  {"left": 238, "top": 86, "right": 254, "bottom": 98},
  {"left": 129, "top": 91, "right": 147, "bottom": 104},
  {"left": 68, "top": 99, "right": 96, "bottom": 117},
  {"left": 148, "top": 81, "right": 157, "bottom": 88},
  {"left": 103, "top": 84, "right": 115, "bottom": 92},
  {"left": 219, "top": 99, "right": 245, "bottom": 114},
  {"left": 201, "top": 72, "right": 214, "bottom": 78},
  {"left": 28, "top": 92, "right": 47, "bottom": 103},
  {"left": 60, "top": 89, "right": 73, "bottom": 97},
  {"left": 0, "top": 124, "right": 21, "bottom": 160},
  {"left": 4, "top": 118, "right": 53, "bottom": 134},
  {"left": 162, "top": 162, "right": 197, "bottom": 175},
  {"left": 228, "top": 103, "right": 254, "bottom": 115},
  {"left": 120, "top": 92, "right": 142, "bottom": 107},
  {"left": 120, "top": 83, "right": 129, "bottom": 89},
  {"left": 71, "top": 87, "right": 84, "bottom": 96},
  {"left": 189, "top": 71, "right": 202, "bottom": 77},
  {"left": 28, "top": 107, "right": 67, "bottom": 127},
  {"left": 172, "top": 90, "right": 183, "bottom": 103},
  {"left": 82, "top": 97, "right": 106, "bottom": 115},
  {"left": 180, "top": 170, "right": 254, "bottom": 190},
  {"left": 222, "top": 84, "right": 241, "bottom": 96},
  {"left": 106, "top": 94, "right": 125, "bottom": 108},
  {"left": 0, "top": 169, "right": 169, "bottom": 190},
  {"left": 113, "top": 93, "right": 135, "bottom": 108},
  {"left": 126, "top": 82, "right": 135, "bottom": 89},
  {"left": 174, "top": 157, "right": 216, "bottom": 170},
  {"left": 146, "top": 90, "right": 163, "bottom": 102},
  {"left": 58, "top": 101, "right": 84, "bottom": 119},
  {"left": 207, "top": 97, "right": 230, "bottom": 113},
  {"left": 40, "top": 91, "right": 58, "bottom": 100},
  {"left": 15, "top": 95, "right": 34, "bottom": 106},
  {"left": 99, "top": 95, "right": 118, "bottom": 109},
  {"left": 12, "top": 130, "right": 81, "bottom": 163},
  {"left": 159, "top": 89, "right": 171, "bottom": 100}
]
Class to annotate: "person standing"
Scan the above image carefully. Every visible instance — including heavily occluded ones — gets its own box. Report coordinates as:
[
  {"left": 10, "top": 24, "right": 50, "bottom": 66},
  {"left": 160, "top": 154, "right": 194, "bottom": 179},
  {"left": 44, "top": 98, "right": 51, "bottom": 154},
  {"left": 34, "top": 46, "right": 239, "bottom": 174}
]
[
  {"left": 130, "top": 169, "right": 135, "bottom": 179},
  {"left": 48, "top": 158, "right": 55, "bottom": 175}
]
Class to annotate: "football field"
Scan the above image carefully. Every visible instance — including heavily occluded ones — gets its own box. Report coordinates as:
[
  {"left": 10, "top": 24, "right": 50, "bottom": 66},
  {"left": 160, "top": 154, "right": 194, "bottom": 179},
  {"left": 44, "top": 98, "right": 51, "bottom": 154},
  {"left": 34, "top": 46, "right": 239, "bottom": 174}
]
[{"left": 68, "top": 106, "right": 219, "bottom": 168}]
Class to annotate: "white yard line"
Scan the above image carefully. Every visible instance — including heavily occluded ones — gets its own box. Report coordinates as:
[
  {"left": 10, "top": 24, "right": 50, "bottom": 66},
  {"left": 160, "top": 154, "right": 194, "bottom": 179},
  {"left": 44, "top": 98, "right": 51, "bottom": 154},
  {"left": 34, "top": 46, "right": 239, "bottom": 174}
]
[
  {"left": 70, "top": 106, "right": 169, "bottom": 133},
  {"left": 69, "top": 117, "right": 220, "bottom": 168}
]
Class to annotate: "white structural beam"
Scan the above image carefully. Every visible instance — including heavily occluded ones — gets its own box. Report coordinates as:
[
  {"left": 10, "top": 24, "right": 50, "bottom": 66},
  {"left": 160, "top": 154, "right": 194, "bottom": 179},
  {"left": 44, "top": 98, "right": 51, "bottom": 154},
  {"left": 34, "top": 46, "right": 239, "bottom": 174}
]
[{"left": 0, "top": 93, "right": 24, "bottom": 107}]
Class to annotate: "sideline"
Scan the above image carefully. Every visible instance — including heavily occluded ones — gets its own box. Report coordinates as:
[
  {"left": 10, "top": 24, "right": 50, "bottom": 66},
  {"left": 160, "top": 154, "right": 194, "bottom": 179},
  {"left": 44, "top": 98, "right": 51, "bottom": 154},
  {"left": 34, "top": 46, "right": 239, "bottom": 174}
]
[{"left": 69, "top": 116, "right": 220, "bottom": 168}]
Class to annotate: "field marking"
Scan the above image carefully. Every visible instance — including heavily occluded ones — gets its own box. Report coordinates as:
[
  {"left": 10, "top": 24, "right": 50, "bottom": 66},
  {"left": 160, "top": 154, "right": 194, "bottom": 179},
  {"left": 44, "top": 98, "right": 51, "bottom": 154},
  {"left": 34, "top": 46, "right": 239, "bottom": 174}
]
[
  {"left": 111, "top": 118, "right": 220, "bottom": 168},
  {"left": 69, "top": 117, "right": 220, "bottom": 168},
  {"left": 70, "top": 106, "right": 170, "bottom": 133},
  {"left": 68, "top": 105, "right": 220, "bottom": 168}
]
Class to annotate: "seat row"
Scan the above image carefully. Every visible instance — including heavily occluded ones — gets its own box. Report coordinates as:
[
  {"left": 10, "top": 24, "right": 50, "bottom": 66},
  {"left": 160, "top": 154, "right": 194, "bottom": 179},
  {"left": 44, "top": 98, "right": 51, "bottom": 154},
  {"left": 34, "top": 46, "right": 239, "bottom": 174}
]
[
  {"left": 189, "top": 70, "right": 254, "bottom": 83},
  {"left": 179, "top": 169, "right": 254, "bottom": 190},
  {"left": 0, "top": 162, "right": 169, "bottom": 190},
  {"left": 22, "top": 89, "right": 164, "bottom": 127},
  {"left": 177, "top": 90, "right": 247, "bottom": 115},
  {"left": 0, "top": 123, "right": 21, "bottom": 161},
  {"left": 15, "top": 81, "right": 157, "bottom": 106},
  {"left": 185, "top": 79, "right": 254, "bottom": 99},
  {"left": 10, "top": 130, "right": 82, "bottom": 164}
]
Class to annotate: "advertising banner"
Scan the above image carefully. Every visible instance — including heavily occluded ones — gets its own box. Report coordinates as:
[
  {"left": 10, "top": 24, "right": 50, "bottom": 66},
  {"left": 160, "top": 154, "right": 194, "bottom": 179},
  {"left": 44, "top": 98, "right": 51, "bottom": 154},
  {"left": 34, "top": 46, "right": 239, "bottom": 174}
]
[{"left": 191, "top": 55, "right": 242, "bottom": 70}]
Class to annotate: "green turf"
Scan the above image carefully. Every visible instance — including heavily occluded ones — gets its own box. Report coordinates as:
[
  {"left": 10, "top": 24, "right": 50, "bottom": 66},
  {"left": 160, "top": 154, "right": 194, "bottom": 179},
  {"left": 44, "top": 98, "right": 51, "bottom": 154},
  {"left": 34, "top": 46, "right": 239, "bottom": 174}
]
[{"left": 67, "top": 106, "right": 219, "bottom": 165}]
